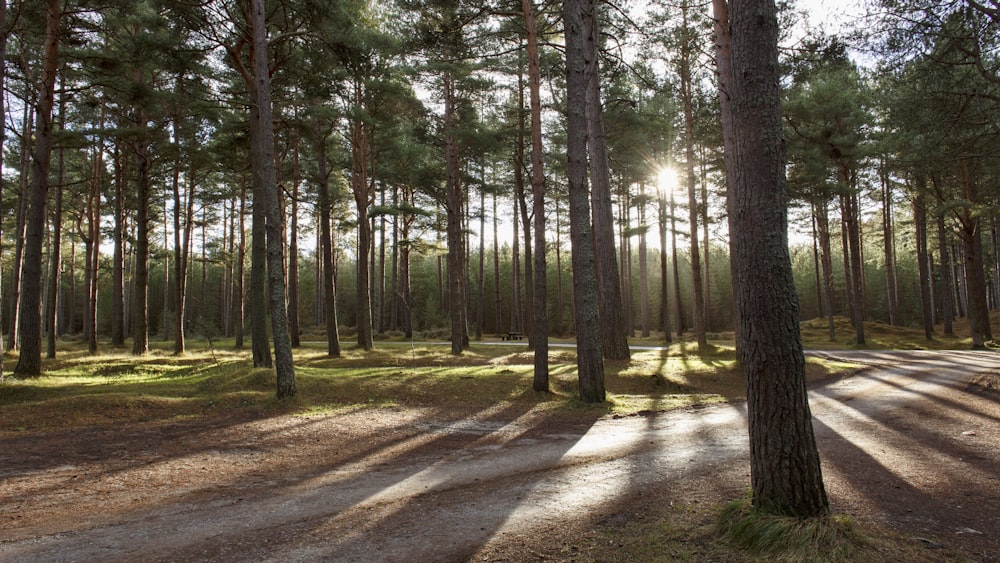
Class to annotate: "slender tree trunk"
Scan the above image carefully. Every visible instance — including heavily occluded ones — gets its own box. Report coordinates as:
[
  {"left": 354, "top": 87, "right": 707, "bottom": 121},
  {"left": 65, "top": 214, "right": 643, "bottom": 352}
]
[
  {"left": 234, "top": 171, "right": 247, "bottom": 348},
  {"left": 250, "top": 0, "right": 295, "bottom": 396},
  {"left": 639, "top": 183, "right": 650, "bottom": 338},
  {"left": 524, "top": 0, "right": 548, "bottom": 390},
  {"left": 815, "top": 201, "right": 836, "bottom": 341},
  {"left": 476, "top": 185, "right": 485, "bottom": 339},
  {"left": 316, "top": 123, "right": 340, "bottom": 356},
  {"left": 514, "top": 68, "right": 534, "bottom": 346},
  {"left": 725, "top": 0, "right": 828, "bottom": 517},
  {"left": 681, "top": 2, "right": 707, "bottom": 349},
  {"left": 658, "top": 194, "right": 672, "bottom": 343},
  {"left": 670, "top": 191, "right": 685, "bottom": 333},
  {"left": 913, "top": 187, "right": 934, "bottom": 340},
  {"left": 938, "top": 213, "right": 954, "bottom": 335},
  {"left": 46, "top": 88, "right": 66, "bottom": 359},
  {"left": 842, "top": 189, "right": 865, "bottom": 345},
  {"left": 811, "top": 206, "right": 823, "bottom": 319},
  {"left": 564, "top": 0, "right": 605, "bottom": 402},
  {"left": 131, "top": 114, "right": 151, "bottom": 357},
  {"left": 111, "top": 143, "right": 125, "bottom": 347},
  {"left": 881, "top": 169, "right": 899, "bottom": 326},
  {"left": 289, "top": 131, "right": 301, "bottom": 347},
  {"left": 15, "top": 0, "right": 60, "bottom": 376},
  {"left": 584, "top": 0, "right": 629, "bottom": 360},
  {"left": 493, "top": 189, "right": 503, "bottom": 334},
  {"left": 8, "top": 103, "right": 31, "bottom": 352}
]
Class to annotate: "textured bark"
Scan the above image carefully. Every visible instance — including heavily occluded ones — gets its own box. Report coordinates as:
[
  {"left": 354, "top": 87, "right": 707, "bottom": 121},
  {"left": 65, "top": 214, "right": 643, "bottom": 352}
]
[
  {"left": 564, "top": 0, "right": 605, "bottom": 403},
  {"left": 250, "top": 0, "right": 295, "bottom": 397},
  {"left": 725, "top": 0, "right": 828, "bottom": 517},
  {"left": 514, "top": 57, "right": 534, "bottom": 346},
  {"left": 524, "top": 0, "right": 548, "bottom": 391},
  {"left": 15, "top": 0, "right": 60, "bottom": 376},
  {"left": 289, "top": 131, "right": 301, "bottom": 347},
  {"left": 583, "top": 0, "right": 629, "bottom": 360},
  {"left": 444, "top": 71, "right": 467, "bottom": 355}
]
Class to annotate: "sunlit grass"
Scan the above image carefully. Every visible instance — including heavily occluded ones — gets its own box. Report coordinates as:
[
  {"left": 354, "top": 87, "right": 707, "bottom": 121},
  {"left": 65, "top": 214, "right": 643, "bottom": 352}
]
[{"left": 0, "top": 339, "right": 776, "bottom": 433}]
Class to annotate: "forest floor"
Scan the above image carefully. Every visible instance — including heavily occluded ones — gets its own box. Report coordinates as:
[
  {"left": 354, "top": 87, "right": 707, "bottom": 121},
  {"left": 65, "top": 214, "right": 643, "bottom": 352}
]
[{"left": 1, "top": 349, "right": 999, "bottom": 561}]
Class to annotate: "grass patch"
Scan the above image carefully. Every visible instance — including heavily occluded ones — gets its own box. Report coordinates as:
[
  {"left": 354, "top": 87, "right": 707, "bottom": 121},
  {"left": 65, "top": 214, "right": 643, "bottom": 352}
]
[
  {"left": 1, "top": 335, "right": 877, "bottom": 433},
  {"left": 717, "top": 498, "right": 874, "bottom": 561}
]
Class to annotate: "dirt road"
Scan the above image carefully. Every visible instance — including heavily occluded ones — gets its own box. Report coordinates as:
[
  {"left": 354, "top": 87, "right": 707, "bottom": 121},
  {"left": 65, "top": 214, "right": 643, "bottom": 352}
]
[{"left": 1, "top": 350, "right": 998, "bottom": 561}]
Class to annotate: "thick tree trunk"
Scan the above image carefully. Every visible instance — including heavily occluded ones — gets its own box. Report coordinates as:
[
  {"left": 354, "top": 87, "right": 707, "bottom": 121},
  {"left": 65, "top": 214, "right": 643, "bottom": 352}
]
[
  {"left": 15, "top": 0, "right": 60, "bottom": 376},
  {"left": 443, "top": 72, "right": 467, "bottom": 355},
  {"left": 725, "top": 0, "right": 828, "bottom": 518},
  {"left": 564, "top": 0, "right": 605, "bottom": 403},
  {"left": 250, "top": 0, "right": 295, "bottom": 397},
  {"left": 583, "top": 0, "right": 629, "bottom": 360}
]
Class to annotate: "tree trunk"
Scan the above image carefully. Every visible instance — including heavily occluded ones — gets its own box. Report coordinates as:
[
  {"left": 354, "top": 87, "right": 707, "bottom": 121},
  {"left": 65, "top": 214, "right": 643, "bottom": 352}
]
[
  {"left": 131, "top": 113, "right": 151, "bottom": 357},
  {"left": 234, "top": 172, "right": 247, "bottom": 349},
  {"left": 476, "top": 184, "right": 485, "bottom": 339},
  {"left": 938, "top": 213, "right": 954, "bottom": 335},
  {"left": 515, "top": 56, "right": 534, "bottom": 347},
  {"left": 111, "top": 143, "right": 126, "bottom": 347},
  {"left": 841, "top": 191, "right": 865, "bottom": 344},
  {"left": 444, "top": 71, "right": 467, "bottom": 355},
  {"left": 350, "top": 83, "right": 375, "bottom": 351},
  {"left": 670, "top": 190, "right": 685, "bottom": 333},
  {"left": 8, "top": 102, "right": 32, "bottom": 352},
  {"left": 912, "top": 187, "right": 934, "bottom": 340},
  {"left": 584, "top": 0, "right": 629, "bottom": 360},
  {"left": 725, "top": 0, "right": 828, "bottom": 518},
  {"left": 681, "top": 1, "right": 707, "bottom": 349},
  {"left": 524, "top": 0, "right": 548, "bottom": 390},
  {"left": 639, "top": 183, "right": 650, "bottom": 337},
  {"left": 46, "top": 89, "right": 66, "bottom": 359},
  {"left": 15, "top": 0, "right": 60, "bottom": 376},
  {"left": 316, "top": 122, "right": 341, "bottom": 356},
  {"left": 658, "top": 194, "right": 672, "bottom": 343},
  {"left": 564, "top": 0, "right": 605, "bottom": 403},
  {"left": 289, "top": 130, "right": 301, "bottom": 347},
  {"left": 250, "top": 0, "right": 295, "bottom": 396},
  {"left": 881, "top": 169, "right": 900, "bottom": 326},
  {"left": 958, "top": 160, "right": 991, "bottom": 346},
  {"left": 493, "top": 189, "right": 502, "bottom": 334},
  {"left": 815, "top": 201, "right": 837, "bottom": 341}
]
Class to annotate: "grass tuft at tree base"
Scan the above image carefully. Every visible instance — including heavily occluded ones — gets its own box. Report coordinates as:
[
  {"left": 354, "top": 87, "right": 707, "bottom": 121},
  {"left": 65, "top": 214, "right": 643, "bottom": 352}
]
[{"left": 717, "top": 496, "right": 874, "bottom": 562}]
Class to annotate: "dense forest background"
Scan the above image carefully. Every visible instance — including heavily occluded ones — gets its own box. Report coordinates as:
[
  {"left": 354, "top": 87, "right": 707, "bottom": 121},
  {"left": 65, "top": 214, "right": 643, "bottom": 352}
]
[{"left": 1, "top": 0, "right": 997, "bottom": 359}]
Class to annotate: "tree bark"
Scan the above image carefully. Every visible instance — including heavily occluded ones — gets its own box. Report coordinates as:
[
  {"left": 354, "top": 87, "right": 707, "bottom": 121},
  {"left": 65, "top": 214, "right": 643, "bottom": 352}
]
[
  {"left": 881, "top": 168, "right": 900, "bottom": 326},
  {"left": 316, "top": 122, "right": 341, "bottom": 356},
  {"left": 111, "top": 142, "right": 126, "bottom": 347},
  {"left": 250, "top": 0, "right": 295, "bottom": 397},
  {"left": 564, "top": 0, "right": 605, "bottom": 403},
  {"left": 958, "top": 160, "right": 991, "bottom": 347},
  {"left": 15, "top": 0, "right": 60, "bottom": 376},
  {"left": 815, "top": 201, "right": 837, "bottom": 341},
  {"left": 913, "top": 186, "right": 934, "bottom": 340},
  {"left": 524, "top": 0, "right": 548, "bottom": 391},
  {"left": 842, "top": 191, "right": 865, "bottom": 344},
  {"left": 444, "top": 71, "right": 467, "bottom": 355},
  {"left": 583, "top": 0, "right": 629, "bottom": 360},
  {"left": 725, "top": 0, "right": 828, "bottom": 518},
  {"left": 681, "top": 1, "right": 707, "bottom": 349},
  {"left": 937, "top": 213, "right": 954, "bottom": 335}
]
